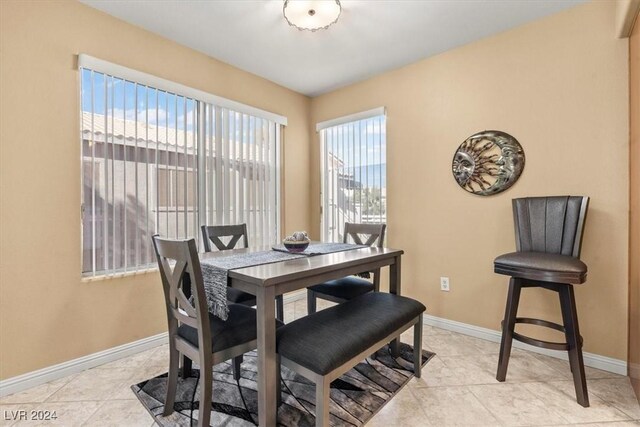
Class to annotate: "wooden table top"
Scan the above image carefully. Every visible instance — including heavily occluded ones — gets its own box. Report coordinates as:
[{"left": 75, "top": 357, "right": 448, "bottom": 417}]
[{"left": 199, "top": 245, "right": 403, "bottom": 286}]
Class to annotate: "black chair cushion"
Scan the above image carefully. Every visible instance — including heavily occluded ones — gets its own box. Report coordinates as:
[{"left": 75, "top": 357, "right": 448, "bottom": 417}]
[
  {"left": 276, "top": 292, "right": 425, "bottom": 375},
  {"left": 227, "top": 287, "right": 257, "bottom": 305},
  {"left": 494, "top": 251, "right": 587, "bottom": 284},
  {"left": 178, "top": 304, "right": 283, "bottom": 353},
  {"left": 308, "top": 276, "right": 375, "bottom": 300}
]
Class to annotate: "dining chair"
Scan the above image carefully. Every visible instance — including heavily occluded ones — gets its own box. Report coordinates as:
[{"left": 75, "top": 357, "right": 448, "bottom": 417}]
[
  {"left": 152, "top": 235, "right": 278, "bottom": 427},
  {"left": 494, "top": 196, "right": 590, "bottom": 407},
  {"left": 307, "top": 222, "right": 386, "bottom": 314},
  {"left": 201, "top": 224, "right": 285, "bottom": 321}
]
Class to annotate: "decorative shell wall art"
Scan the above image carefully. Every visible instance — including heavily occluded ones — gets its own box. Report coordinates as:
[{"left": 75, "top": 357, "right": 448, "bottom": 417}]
[{"left": 452, "top": 130, "right": 525, "bottom": 196}]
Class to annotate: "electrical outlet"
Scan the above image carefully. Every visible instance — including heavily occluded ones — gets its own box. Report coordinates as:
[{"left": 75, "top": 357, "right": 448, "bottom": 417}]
[{"left": 440, "top": 276, "right": 450, "bottom": 292}]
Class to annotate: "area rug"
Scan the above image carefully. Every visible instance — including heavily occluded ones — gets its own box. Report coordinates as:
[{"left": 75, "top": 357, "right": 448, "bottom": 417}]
[{"left": 132, "top": 343, "right": 434, "bottom": 426}]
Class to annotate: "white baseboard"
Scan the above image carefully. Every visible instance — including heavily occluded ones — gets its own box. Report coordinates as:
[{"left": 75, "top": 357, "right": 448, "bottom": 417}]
[
  {"left": 422, "top": 314, "right": 627, "bottom": 376},
  {"left": 0, "top": 333, "right": 168, "bottom": 398}
]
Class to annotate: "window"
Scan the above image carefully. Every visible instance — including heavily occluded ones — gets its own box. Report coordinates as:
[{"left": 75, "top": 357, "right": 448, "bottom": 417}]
[
  {"left": 157, "top": 167, "right": 197, "bottom": 211},
  {"left": 80, "top": 55, "right": 284, "bottom": 277},
  {"left": 317, "top": 108, "right": 387, "bottom": 243}
]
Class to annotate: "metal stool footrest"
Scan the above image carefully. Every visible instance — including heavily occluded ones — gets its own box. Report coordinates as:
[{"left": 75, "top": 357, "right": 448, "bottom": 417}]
[{"left": 501, "top": 318, "right": 583, "bottom": 351}]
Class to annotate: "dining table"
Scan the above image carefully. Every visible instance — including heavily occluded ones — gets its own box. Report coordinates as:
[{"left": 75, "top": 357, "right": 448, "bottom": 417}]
[{"left": 199, "top": 244, "right": 404, "bottom": 427}]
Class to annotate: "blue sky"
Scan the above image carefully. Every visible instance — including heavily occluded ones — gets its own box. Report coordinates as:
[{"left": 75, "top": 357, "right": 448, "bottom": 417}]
[
  {"left": 81, "top": 69, "right": 196, "bottom": 132},
  {"left": 325, "top": 117, "right": 387, "bottom": 169}
]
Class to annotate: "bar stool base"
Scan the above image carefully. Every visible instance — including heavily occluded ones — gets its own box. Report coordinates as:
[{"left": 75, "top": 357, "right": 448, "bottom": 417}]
[{"left": 496, "top": 278, "right": 589, "bottom": 408}]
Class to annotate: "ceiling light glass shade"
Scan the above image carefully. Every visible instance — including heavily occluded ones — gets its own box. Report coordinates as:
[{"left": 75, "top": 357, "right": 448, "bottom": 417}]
[{"left": 283, "top": 0, "right": 341, "bottom": 32}]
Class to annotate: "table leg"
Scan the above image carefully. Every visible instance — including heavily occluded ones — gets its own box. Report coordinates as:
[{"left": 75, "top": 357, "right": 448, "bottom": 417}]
[
  {"left": 390, "top": 255, "right": 402, "bottom": 357},
  {"left": 256, "top": 285, "right": 277, "bottom": 427}
]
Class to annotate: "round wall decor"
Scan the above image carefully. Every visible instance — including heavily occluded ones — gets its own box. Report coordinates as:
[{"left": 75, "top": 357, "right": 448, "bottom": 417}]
[{"left": 452, "top": 130, "right": 525, "bottom": 196}]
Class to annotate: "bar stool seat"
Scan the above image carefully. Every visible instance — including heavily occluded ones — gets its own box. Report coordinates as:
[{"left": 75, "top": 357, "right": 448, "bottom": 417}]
[{"left": 494, "top": 252, "right": 587, "bottom": 284}]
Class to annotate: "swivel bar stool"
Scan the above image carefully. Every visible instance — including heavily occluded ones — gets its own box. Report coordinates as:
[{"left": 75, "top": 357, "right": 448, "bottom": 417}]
[{"left": 494, "top": 196, "right": 590, "bottom": 407}]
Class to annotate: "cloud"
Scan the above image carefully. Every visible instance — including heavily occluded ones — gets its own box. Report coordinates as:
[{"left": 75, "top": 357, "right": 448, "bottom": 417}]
[
  {"left": 111, "top": 108, "right": 137, "bottom": 122},
  {"left": 109, "top": 107, "right": 197, "bottom": 129}
]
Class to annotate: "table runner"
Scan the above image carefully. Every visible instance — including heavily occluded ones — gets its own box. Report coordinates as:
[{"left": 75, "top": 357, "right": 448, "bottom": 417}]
[
  {"left": 200, "top": 243, "right": 365, "bottom": 320},
  {"left": 199, "top": 250, "right": 304, "bottom": 320},
  {"left": 271, "top": 242, "right": 366, "bottom": 256}
]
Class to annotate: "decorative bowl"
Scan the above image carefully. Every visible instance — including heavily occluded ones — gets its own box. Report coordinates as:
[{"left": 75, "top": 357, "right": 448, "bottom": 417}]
[{"left": 283, "top": 238, "right": 310, "bottom": 253}]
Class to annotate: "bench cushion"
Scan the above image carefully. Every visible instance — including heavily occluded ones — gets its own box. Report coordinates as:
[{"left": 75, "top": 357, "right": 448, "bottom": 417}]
[
  {"left": 276, "top": 292, "right": 425, "bottom": 375},
  {"left": 494, "top": 251, "right": 587, "bottom": 284},
  {"left": 308, "top": 276, "right": 375, "bottom": 300},
  {"left": 178, "top": 303, "right": 283, "bottom": 353}
]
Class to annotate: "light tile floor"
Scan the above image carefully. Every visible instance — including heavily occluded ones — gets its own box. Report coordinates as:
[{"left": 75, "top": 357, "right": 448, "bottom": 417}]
[{"left": 1, "top": 299, "right": 639, "bottom": 426}]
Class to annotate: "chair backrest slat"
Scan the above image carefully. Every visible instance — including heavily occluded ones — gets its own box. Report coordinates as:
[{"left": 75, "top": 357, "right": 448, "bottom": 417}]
[
  {"left": 171, "top": 307, "right": 199, "bottom": 328},
  {"left": 343, "top": 223, "right": 386, "bottom": 248},
  {"left": 152, "top": 235, "right": 212, "bottom": 348},
  {"left": 512, "top": 196, "right": 589, "bottom": 258},
  {"left": 201, "top": 224, "right": 249, "bottom": 252}
]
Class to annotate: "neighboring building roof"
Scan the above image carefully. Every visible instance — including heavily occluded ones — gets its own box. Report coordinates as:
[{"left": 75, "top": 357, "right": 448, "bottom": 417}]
[
  {"left": 81, "top": 111, "right": 196, "bottom": 151},
  {"left": 81, "top": 112, "right": 276, "bottom": 162}
]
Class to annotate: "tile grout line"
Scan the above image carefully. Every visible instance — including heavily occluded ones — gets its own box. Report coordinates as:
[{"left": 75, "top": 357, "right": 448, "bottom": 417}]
[
  {"left": 403, "top": 384, "right": 437, "bottom": 423},
  {"left": 465, "top": 383, "right": 512, "bottom": 426},
  {"left": 80, "top": 399, "right": 112, "bottom": 426},
  {"left": 586, "top": 378, "right": 640, "bottom": 420}
]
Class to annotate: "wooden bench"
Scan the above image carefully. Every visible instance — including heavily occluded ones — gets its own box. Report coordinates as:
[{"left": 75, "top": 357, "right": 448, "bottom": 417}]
[{"left": 276, "top": 292, "right": 426, "bottom": 426}]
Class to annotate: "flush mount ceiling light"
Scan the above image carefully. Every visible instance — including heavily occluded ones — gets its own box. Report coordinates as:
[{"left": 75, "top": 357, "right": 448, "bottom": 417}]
[{"left": 283, "top": 0, "right": 341, "bottom": 32}]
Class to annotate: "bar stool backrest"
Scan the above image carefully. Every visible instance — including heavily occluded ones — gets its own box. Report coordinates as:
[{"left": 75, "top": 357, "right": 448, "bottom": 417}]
[{"left": 512, "top": 196, "right": 589, "bottom": 258}]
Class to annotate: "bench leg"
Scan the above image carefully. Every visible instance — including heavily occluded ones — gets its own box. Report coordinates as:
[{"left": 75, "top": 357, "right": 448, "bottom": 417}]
[
  {"left": 413, "top": 314, "right": 423, "bottom": 378},
  {"left": 307, "top": 289, "right": 317, "bottom": 314},
  {"left": 390, "top": 340, "right": 400, "bottom": 358},
  {"left": 315, "top": 376, "right": 330, "bottom": 427}
]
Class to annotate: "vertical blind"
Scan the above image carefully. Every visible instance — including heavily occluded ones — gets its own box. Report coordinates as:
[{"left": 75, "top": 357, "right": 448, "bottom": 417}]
[
  {"left": 319, "top": 112, "right": 387, "bottom": 243},
  {"left": 200, "top": 104, "right": 280, "bottom": 248},
  {"left": 80, "top": 65, "right": 282, "bottom": 277}
]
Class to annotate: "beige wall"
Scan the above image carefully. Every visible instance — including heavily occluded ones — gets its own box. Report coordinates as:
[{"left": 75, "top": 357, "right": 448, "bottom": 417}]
[
  {"left": 0, "top": 0, "right": 311, "bottom": 379},
  {"left": 311, "top": 1, "right": 629, "bottom": 359},
  {"left": 629, "top": 8, "right": 640, "bottom": 398}
]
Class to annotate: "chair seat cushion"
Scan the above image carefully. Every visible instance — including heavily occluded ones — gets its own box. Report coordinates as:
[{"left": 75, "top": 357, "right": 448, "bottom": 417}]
[
  {"left": 178, "top": 304, "right": 283, "bottom": 353},
  {"left": 308, "top": 276, "right": 375, "bottom": 300},
  {"left": 494, "top": 251, "right": 587, "bottom": 284},
  {"left": 227, "top": 287, "right": 257, "bottom": 305},
  {"left": 277, "top": 292, "right": 425, "bottom": 375}
]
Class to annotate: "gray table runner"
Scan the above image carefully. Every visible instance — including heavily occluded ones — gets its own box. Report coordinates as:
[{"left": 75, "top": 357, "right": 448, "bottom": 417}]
[
  {"left": 200, "top": 243, "right": 366, "bottom": 320},
  {"left": 199, "top": 250, "right": 305, "bottom": 321},
  {"left": 271, "top": 242, "right": 367, "bottom": 256}
]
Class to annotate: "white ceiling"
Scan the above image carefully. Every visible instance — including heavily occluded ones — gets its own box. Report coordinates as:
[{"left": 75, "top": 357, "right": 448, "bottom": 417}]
[{"left": 80, "top": 0, "right": 586, "bottom": 97}]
